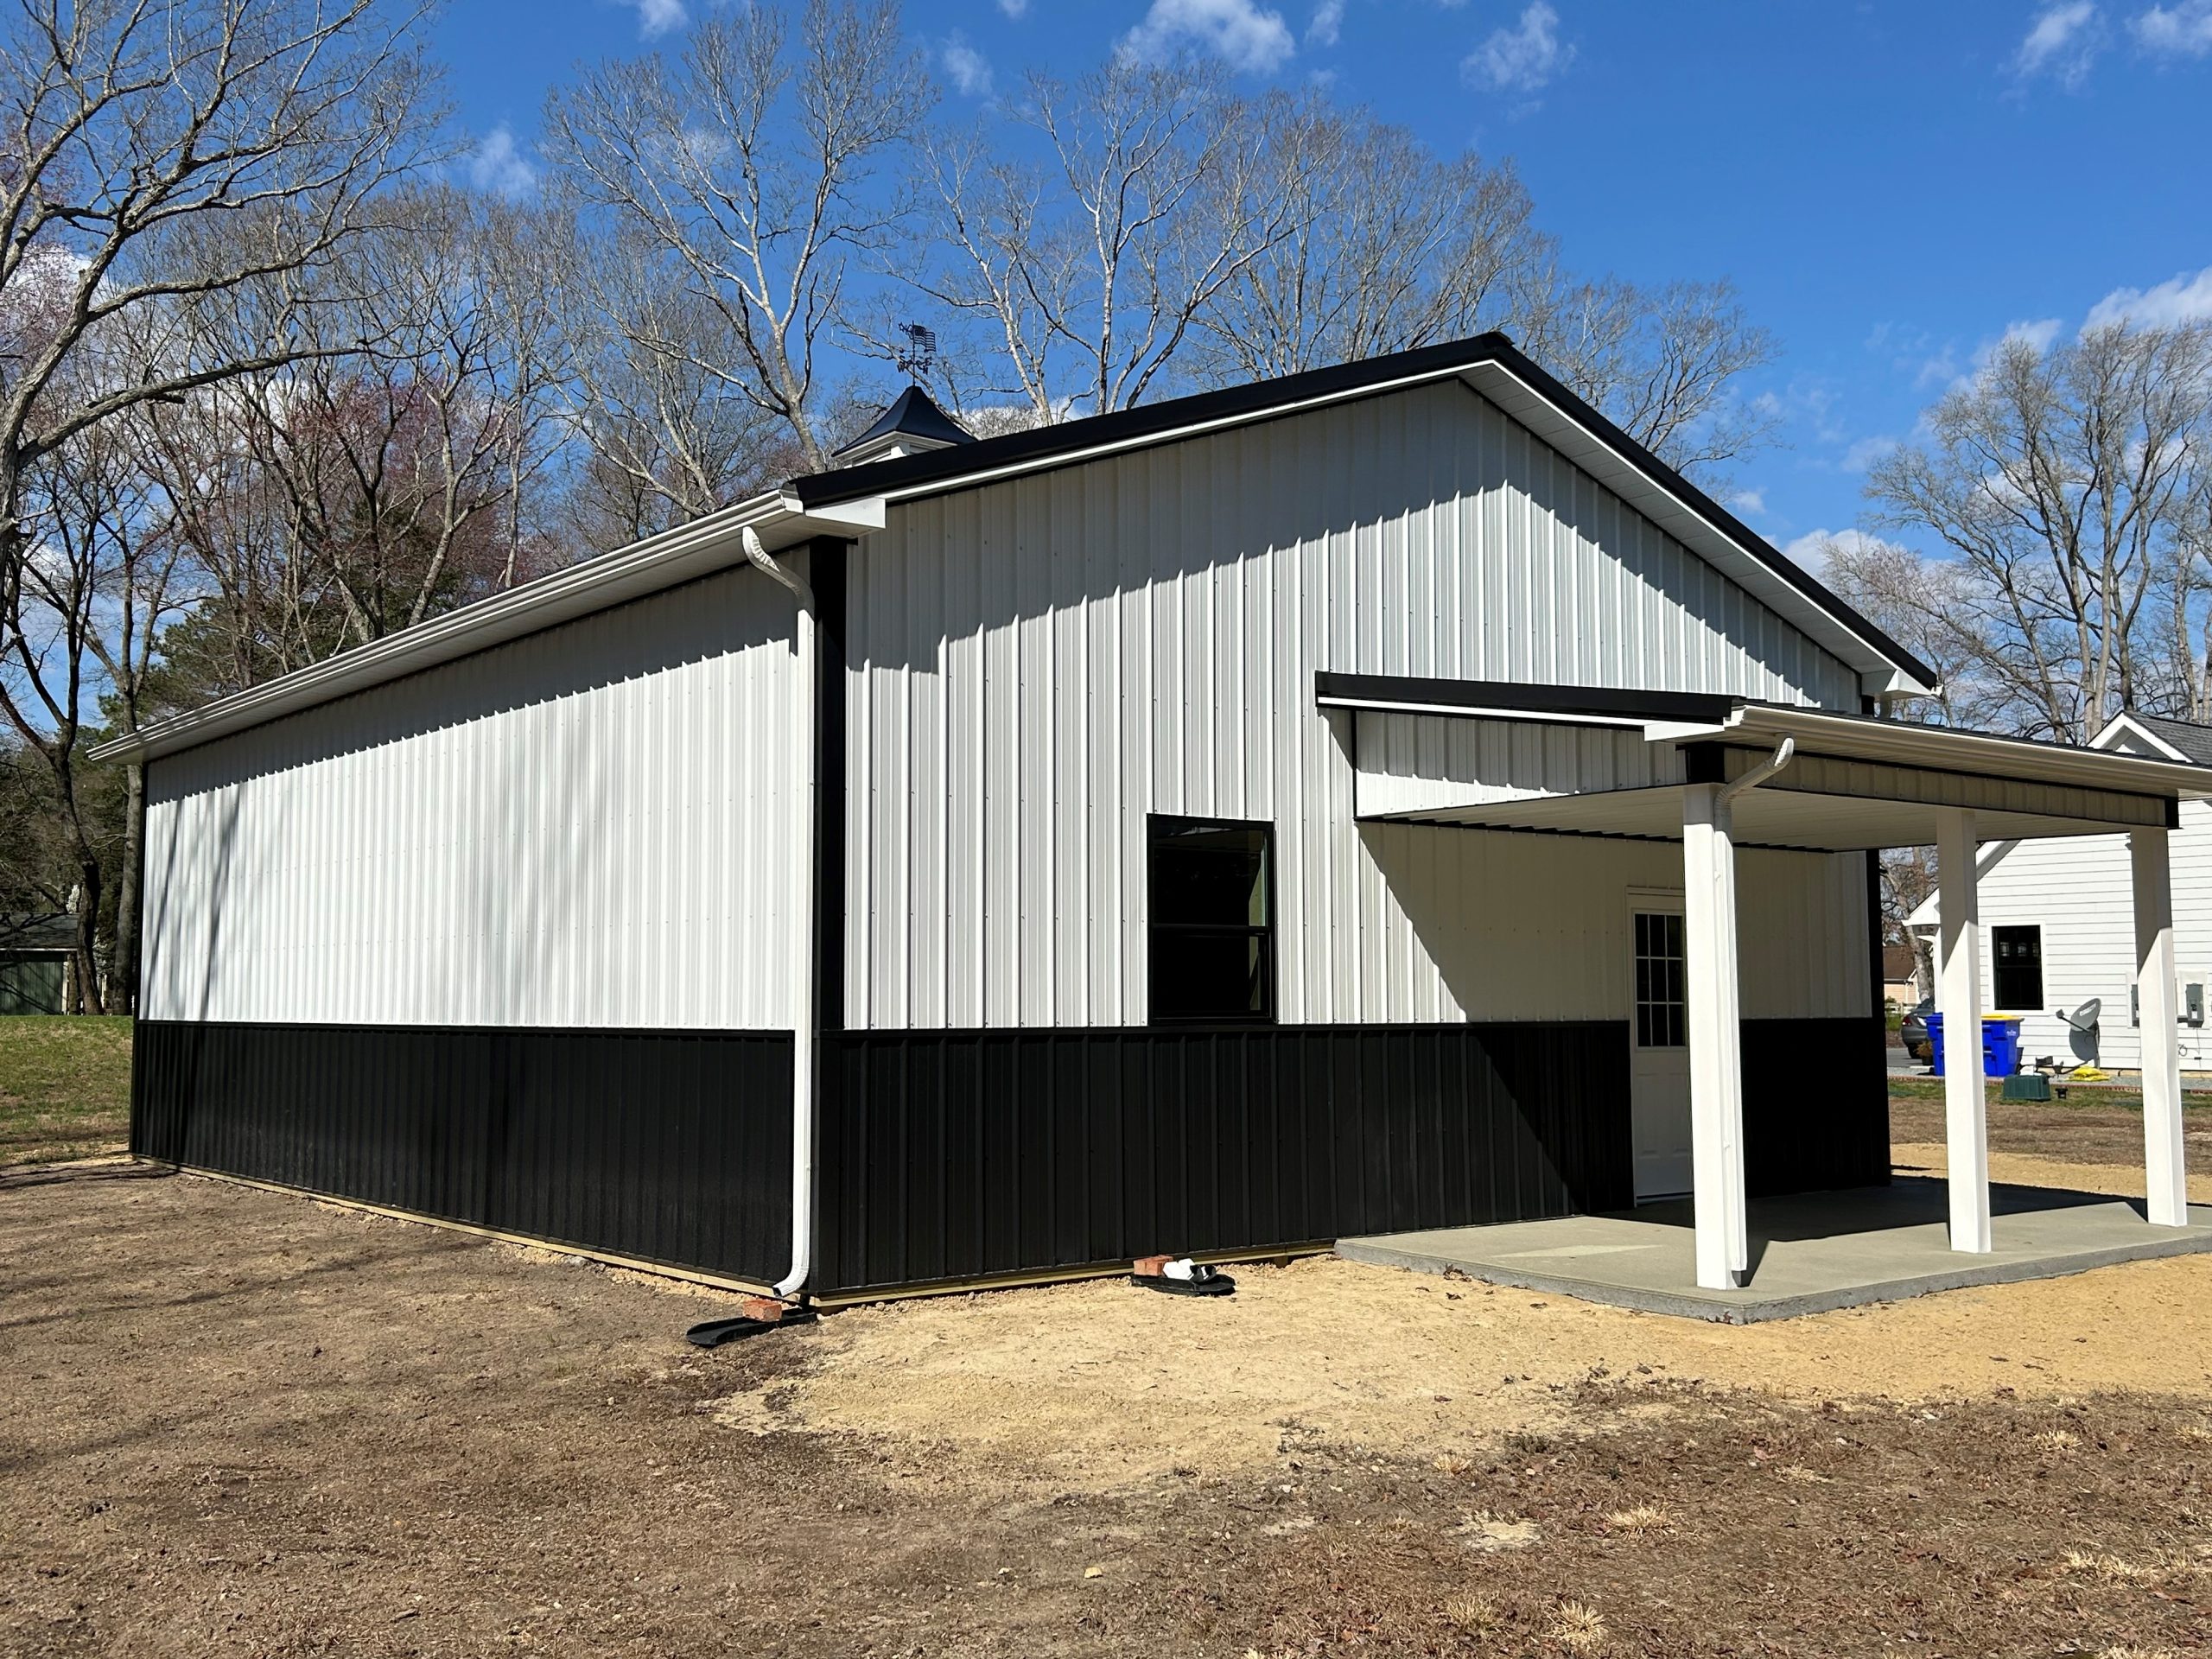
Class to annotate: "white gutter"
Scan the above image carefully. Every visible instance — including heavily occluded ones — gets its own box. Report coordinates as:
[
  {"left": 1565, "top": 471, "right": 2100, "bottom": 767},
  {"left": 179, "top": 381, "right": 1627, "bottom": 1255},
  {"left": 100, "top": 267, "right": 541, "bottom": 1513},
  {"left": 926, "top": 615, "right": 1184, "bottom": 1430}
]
[{"left": 741, "top": 527, "right": 819, "bottom": 1304}]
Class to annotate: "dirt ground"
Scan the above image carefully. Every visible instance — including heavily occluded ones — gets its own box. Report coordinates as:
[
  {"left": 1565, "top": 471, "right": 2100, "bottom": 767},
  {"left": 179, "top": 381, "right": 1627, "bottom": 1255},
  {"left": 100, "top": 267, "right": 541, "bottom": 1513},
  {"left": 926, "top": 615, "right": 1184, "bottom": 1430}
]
[{"left": 9, "top": 1153, "right": 2212, "bottom": 1657}]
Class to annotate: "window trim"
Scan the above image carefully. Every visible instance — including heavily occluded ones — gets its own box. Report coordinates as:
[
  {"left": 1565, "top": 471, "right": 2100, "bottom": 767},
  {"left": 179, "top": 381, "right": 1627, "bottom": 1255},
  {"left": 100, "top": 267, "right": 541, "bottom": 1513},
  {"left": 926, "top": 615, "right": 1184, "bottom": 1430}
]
[
  {"left": 1991, "top": 923, "right": 2044, "bottom": 1013},
  {"left": 1147, "top": 813, "right": 1277, "bottom": 1028}
]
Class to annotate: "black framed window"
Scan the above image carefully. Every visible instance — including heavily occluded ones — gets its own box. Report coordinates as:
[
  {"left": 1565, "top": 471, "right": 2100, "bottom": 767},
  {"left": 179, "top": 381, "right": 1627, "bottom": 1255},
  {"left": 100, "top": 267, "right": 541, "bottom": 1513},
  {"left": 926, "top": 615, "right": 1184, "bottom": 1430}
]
[
  {"left": 1993, "top": 925, "right": 2043, "bottom": 1010},
  {"left": 1633, "top": 910, "right": 1687, "bottom": 1049},
  {"left": 1148, "top": 816, "right": 1274, "bottom": 1024}
]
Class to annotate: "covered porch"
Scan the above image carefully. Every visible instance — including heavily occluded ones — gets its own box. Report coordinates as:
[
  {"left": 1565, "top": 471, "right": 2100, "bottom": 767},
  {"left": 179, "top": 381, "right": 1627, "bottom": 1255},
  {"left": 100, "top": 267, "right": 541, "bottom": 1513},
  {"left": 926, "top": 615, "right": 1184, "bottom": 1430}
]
[
  {"left": 1323, "top": 673, "right": 2212, "bottom": 1299},
  {"left": 1338, "top": 1177, "right": 2212, "bottom": 1323}
]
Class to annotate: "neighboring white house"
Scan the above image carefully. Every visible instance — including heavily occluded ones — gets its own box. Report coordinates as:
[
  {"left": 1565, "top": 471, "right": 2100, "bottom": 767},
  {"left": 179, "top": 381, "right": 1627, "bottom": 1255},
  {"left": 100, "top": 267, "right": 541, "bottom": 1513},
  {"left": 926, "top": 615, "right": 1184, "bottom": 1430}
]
[
  {"left": 93, "top": 333, "right": 2209, "bottom": 1300},
  {"left": 1907, "top": 711, "right": 2212, "bottom": 1075}
]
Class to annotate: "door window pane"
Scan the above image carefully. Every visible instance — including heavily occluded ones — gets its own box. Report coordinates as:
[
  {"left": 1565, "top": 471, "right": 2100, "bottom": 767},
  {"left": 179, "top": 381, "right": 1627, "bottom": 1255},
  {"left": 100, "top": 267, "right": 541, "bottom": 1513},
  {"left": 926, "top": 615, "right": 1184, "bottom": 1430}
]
[{"left": 1635, "top": 911, "right": 1686, "bottom": 1049}]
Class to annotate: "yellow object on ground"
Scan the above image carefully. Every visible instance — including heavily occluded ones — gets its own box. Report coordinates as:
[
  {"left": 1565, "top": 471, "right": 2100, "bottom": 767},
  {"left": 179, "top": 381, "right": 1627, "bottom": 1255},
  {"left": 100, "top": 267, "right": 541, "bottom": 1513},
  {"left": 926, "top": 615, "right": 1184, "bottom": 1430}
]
[{"left": 2068, "top": 1064, "right": 2112, "bottom": 1080}]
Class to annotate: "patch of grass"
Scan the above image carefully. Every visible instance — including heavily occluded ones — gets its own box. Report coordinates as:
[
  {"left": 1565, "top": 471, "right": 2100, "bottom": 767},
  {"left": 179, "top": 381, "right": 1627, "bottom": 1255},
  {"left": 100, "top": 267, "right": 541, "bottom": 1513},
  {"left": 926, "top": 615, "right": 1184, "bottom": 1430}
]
[
  {"left": 0, "top": 1015, "right": 133, "bottom": 1166},
  {"left": 1887, "top": 1075, "right": 2212, "bottom": 1115}
]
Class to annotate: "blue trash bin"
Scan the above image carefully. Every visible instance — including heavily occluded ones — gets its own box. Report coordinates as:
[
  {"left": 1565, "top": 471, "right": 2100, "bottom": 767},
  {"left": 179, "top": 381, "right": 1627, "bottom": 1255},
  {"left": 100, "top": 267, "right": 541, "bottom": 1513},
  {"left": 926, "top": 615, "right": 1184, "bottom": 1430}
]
[
  {"left": 1983, "top": 1018, "right": 2023, "bottom": 1078},
  {"left": 1928, "top": 1014, "right": 2021, "bottom": 1077}
]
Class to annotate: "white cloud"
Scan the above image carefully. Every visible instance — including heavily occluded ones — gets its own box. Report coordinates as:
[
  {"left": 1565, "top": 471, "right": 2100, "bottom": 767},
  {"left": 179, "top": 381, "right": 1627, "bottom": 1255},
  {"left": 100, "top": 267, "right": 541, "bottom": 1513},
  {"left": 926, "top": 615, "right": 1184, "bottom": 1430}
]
[
  {"left": 1783, "top": 527, "right": 1896, "bottom": 569},
  {"left": 1122, "top": 0, "right": 1298, "bottom": 73},
  {"left": 2085, "top": 264, "right": 2212, "bottom": 329},
  {"left": 622, "top": 0, "right": 684, "bottom": 37},
  {"left": 941, "top": 34, "right": 994, "bottom": 97},
  {"left": 2013, "top": 1, "right": 2102, "bottom": 84},
  {"left": 466, "top": 124, "right": 537, "bottom": 200},
  {"left": 1463, "top": 1, "right": 1573, "bottom": 94},
  {"left": 1727, "top": 488, "right": 1767, "bottom": 517},
  {"left": 1840, "top": 435, "right": 1900, "bottom": 473},
  {"left": 2001, "top": 316, "right": 2064, "bottom": 353},
  {"left": 1307, "top": 0, "right": 1344, "bottom": 47},
  {"left": 2133, "top": 0, "right": 2212, "bottom": 54},
  {"left": 997, "top": 0, "right": 1029, "bottom": 15}
]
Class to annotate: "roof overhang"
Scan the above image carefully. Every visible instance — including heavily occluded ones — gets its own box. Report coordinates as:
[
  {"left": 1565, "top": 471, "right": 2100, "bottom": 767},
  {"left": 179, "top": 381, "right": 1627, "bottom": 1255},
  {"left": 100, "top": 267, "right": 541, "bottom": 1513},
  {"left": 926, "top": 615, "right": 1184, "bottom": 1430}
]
[
  {"left": 1324, "top": 674, "right": 2209, "bottom": 854},
  {"left": 91, "top": 493, "right": 885, "bottom": 766}
]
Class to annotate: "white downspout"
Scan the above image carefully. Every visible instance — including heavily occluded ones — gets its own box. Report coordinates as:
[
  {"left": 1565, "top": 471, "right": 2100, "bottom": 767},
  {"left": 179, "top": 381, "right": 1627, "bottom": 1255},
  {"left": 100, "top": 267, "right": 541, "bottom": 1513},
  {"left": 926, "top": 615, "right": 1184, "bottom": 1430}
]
[{"left": 743, "top": 526, "right": 818, "bottom": 1301}]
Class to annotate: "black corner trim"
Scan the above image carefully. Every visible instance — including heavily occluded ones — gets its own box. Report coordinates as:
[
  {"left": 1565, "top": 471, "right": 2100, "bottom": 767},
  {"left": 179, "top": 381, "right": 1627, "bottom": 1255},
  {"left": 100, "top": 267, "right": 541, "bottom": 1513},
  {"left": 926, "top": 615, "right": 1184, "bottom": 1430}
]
[{"left": 1315, "top": 671, "right": 1741, "bottom": 726}]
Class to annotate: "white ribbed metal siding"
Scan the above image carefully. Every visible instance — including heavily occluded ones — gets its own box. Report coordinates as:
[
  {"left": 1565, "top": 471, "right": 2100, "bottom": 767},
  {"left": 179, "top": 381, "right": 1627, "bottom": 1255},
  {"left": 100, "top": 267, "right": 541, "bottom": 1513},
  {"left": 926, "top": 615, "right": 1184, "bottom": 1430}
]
[
  {"left": 1351, "top": 710, "right": 1688, "bottom": 817},
  {"left": 845, "top": 378, "right": 1868, "bottom": 1030},
  {"left": 142, "top": 562, "right": 806, "bottom": 1029},
  {"left": 1935, "top": 801, "right": 2212, "bottom": 1071}
]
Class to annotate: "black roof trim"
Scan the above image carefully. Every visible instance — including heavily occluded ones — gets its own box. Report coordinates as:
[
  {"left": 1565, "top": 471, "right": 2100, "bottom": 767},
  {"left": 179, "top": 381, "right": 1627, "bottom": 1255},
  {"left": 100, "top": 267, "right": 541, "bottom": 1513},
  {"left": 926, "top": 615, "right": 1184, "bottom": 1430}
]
[
  {"left": 835, "top": 385, "right": 973, "bottom": 457},
  {"left": 786, "top": 333, "right": 1938, "bottom": 693},
  {"left": 791, "top": 333, "right": 1514, "bottom": 505},
  {"left": 1315, "top": 671, "right": 1741, "bottom": 725}
]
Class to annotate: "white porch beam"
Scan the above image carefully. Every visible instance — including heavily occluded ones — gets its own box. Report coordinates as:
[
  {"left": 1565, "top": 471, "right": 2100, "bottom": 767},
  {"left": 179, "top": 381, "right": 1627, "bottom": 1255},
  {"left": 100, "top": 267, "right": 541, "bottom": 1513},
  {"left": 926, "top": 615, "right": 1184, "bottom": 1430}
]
[
  {"left": 1936, "top": 805, "right": 1991, "bottom": 1253},
  {"left": 2131, "top": 827, "right": 2190, "bottom": 1227},
  {"left": 1682, "top": 783, "right": 1749, "bottom": 1289}
]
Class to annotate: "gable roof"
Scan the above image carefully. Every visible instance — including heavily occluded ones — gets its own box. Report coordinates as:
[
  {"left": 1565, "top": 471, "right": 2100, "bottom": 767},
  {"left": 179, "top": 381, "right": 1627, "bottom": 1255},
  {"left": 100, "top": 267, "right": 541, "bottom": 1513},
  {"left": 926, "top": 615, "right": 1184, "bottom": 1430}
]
[
  {"left": 791, "top": 334, "right": 1940, "bottom": 698},
  {"left": 2096, "top": 710, "right": 2212, "bottom": 766},
  {"left": 93, "top": 332, "right": 1936, "bottom": 767}
]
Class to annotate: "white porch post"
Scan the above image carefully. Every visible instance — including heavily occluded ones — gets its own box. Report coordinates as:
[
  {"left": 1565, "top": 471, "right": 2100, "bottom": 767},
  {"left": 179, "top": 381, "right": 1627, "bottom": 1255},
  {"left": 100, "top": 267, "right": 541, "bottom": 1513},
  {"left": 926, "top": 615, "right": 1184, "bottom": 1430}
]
[
  {"left": 2131, "top": 827, "right": 2190, "bottom": 1227},
  {"left": 1936, "top": 805, "right": 1991, "bottom": 1253},
  {"left": 1683, "top": 783, "right": 1749, "bottom": 1289}
]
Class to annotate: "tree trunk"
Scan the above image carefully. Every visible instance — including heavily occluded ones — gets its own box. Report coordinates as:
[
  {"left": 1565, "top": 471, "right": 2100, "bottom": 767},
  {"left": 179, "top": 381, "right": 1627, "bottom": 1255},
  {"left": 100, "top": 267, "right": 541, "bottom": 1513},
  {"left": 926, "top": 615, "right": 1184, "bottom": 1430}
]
[
  {"left": 70, "top": 856, "right": 105, "bottom": 1016},
  {"left": 111, "top": 763, "right": 146, "bottom": 1015}
]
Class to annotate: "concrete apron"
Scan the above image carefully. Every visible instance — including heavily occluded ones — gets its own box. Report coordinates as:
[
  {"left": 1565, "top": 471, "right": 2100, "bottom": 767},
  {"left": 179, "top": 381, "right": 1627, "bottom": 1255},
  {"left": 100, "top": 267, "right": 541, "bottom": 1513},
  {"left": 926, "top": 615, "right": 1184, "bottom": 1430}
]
[{"left": 1336, "top": 1177, "right": 2212, "bottom": 1324}]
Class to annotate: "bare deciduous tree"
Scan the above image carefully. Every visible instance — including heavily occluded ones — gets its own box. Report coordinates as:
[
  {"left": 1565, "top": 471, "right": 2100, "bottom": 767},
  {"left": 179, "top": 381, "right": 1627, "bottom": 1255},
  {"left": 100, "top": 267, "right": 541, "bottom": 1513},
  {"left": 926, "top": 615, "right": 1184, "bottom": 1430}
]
[
  {"left": 912, "top": 57, "right": 1299, "bottom": 422},
  {"left": 550, "top": 219, "right": 799, "bottom": 543},
  {"left": 1866, "top": 321, "right": 2212, "bottom": 742},
  {"left": 1187, "top": 94, "right": 1543, "bottom": 385},
  {"left": 543, "top": 0, "right": 931, "bottom": 472},
  {"left": 1, "top": 0, "right": 439, "bottom": 632}
]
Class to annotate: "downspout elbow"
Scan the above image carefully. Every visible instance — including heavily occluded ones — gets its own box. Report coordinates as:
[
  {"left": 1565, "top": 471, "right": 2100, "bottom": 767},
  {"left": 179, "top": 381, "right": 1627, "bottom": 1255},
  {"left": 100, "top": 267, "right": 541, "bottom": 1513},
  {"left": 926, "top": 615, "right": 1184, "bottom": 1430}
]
[{"left": 1718, "top": 735, "right": 1796, "bottom": 806}]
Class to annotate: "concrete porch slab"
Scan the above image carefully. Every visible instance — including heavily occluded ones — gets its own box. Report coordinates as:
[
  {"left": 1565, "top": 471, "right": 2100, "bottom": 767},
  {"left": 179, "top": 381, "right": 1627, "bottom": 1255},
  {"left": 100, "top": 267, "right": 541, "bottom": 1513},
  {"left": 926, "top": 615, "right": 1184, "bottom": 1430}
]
[{"left": 1336, "top": 1178, "right": 2212, "bottom": 1323}]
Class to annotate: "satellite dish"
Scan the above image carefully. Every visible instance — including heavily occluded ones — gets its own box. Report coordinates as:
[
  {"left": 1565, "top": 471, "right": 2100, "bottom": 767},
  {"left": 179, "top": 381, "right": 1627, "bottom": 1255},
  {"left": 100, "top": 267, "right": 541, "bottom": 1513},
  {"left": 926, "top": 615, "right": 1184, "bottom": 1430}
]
[{"left": 2061, "top": 999, "right": 2101, "bottom": 1032}]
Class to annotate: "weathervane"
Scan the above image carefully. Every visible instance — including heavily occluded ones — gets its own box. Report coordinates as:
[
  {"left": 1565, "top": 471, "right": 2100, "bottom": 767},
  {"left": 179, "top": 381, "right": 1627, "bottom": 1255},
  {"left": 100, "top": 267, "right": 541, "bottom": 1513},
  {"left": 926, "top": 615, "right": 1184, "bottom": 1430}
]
[{"left": 895, "top": 322, "right": 938, "bottom": 381}]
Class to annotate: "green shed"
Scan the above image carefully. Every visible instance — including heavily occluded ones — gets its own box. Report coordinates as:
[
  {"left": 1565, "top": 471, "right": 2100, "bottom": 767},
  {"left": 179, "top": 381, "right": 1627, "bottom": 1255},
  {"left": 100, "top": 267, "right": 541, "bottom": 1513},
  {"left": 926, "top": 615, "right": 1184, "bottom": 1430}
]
[{"left": 0, "top": 914, "right": 75, "bottom": 1014}]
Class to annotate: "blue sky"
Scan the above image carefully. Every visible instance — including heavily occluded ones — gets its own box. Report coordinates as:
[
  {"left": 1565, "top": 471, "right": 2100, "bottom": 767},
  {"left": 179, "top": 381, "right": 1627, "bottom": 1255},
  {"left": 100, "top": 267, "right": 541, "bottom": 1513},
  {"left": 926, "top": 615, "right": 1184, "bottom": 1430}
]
[{"left": 437, "top": 0, "right": 2212, "bottom": 564}]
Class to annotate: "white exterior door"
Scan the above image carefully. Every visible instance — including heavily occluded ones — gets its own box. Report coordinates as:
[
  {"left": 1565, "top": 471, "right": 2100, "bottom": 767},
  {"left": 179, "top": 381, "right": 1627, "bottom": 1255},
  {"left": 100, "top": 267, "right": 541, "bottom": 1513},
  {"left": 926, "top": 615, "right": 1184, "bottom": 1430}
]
[{"left": 1630, "top": 901, "right": 1694, "bottom": 1200}]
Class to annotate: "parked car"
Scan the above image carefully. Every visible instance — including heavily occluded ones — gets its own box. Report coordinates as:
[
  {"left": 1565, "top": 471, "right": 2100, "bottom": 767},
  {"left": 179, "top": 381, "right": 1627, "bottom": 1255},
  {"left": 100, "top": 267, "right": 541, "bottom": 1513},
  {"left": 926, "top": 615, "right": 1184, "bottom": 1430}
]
[{"left": 1898, "top": 999, "right": 1934, "bottom": 1061}]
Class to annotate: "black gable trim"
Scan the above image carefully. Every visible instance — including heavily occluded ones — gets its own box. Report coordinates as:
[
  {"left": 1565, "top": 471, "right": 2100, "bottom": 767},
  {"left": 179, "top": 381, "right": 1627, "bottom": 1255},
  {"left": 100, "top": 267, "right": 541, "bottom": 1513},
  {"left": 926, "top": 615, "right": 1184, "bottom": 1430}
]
[{"left": 787, "top": 333, "right": 1516, "bottom": 505}]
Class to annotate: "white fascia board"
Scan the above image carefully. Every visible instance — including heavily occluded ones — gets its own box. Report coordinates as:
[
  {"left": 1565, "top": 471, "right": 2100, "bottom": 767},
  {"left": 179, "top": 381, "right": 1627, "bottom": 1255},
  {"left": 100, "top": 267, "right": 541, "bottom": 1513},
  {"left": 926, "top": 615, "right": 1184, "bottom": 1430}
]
[
  {"left": 93, "top": 492, "right": 884, "bottom": 766},
  {"left": 2090, "top": 710, "right": 2194, "bottom": 761}
]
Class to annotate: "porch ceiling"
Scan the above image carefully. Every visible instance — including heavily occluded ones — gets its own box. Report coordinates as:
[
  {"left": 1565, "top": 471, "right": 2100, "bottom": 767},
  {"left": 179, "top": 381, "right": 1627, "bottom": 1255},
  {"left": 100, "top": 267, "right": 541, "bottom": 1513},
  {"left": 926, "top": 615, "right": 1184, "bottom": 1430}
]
[{"left": 1377, "top": 782, "right": 2150, "bottom": 853}]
